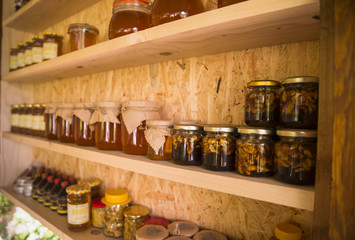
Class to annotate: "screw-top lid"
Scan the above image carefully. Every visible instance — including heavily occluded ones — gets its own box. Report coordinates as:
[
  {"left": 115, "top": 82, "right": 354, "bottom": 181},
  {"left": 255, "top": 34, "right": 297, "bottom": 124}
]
[
  {"left": 247, "top": 80, "right": 281, "bottom": 87},
  {"left": 44, "top": 32, "right": 64, "bottom": 39},
  {"left": 102, "top": 189, "right": 132, "bottom": 205},
  {"left": 174, "top": 124, "right": 203, "bottom": 131},
  {"left": 124, "top": 205, "right": 150, "bottom": 219},
  {"left": 276, "top": 129, "right": 317, "bottom": 138},
  {"left": 11, "top": 104, "right": 19, "bottom": 108},
  {"left": 54, "top": 178, "right": 61, "bottom": 184},
  {"left": 63, "top": 175, "right": 69, "bottom": 180},
  {"left": 25, "top": 104, "right": 33, "bottom": 108},
  {"left": 238, "top": 126, "right": 274, "bottom": 135},
  {"left": 204, "top": 124, "right": 238, "bottom": 133},
  {"left": 32, "top": 35, "right": 43, "bottom": 41},
  {"left": 47, "top": 175, "right": 54, "bottom": 181},
  {"left": 33, "top": 103, "right": 41, "bottom": 108},
  {"left": 41, "top": 173, "right": 48, "bottom": 179},
  {"left": 61, "top": 181, "right": 69, "bottom": 188},
  {"left": 66, "top": 184, "right": 91, "bottom": 195},
  {"left": 274, "top": 223, "right": 302, "bottom": 240},
  {"left": 281, "top": 76, "right": 319, "bottom": 85},
  {"left": 92, "top": 197, "right": 106, "bottom": 208}
]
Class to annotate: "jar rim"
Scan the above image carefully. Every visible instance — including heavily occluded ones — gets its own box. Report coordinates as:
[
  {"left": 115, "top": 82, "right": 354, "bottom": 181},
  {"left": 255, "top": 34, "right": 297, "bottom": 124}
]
[
  {"left": 124, "top": 205, "right": 150, "bottom": 218},
  {"left": 204, "top": 124, "right": 238, "bottom": 133},
  {"left": 113, "top": 0, "right": 151, "bottom": 7},
  {"left": 281, "top": 76, "right": 319, "bottom": 85},
  {"left": 247, "top": 80, "right": 280, "bottom": 87},
  {"left": 174, "top": 124, "right": 203, "bottom": 131},
  {"left": 238, "top": 126, "right": 273, "bottom": 135},
  {"left": 276, "top": 129, "right": 317, "bottom": 138},
  {"left": 68, "top": 23, "right": 99, "bottom": 35}
]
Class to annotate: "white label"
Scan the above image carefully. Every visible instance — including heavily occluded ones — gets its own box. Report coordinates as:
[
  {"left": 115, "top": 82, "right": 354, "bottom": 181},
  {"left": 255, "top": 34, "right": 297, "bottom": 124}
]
[
  {"left": 39, "top": 116, "right": 45, "bottom": 131},
  {"left": 24, "top": 114, "right": 32, "bottom": 129},
  {"left": 10, "top": 55, "right": 18, "bottom": 69},
  {"left": 19, "top": 115, "right": 25, "bottom": 128},
  {"left": 17, "top": 52, "right": 25, "bottom": 67},
  {"left": 32, "top": 115, "right": 41, "bottom": 131},
  {"left": 67, "top": 203, "right": 89, "bottom": 225},
  {"left": 43, "top": 42, "right": 58, "bottom": 59},
  {"left": 32, "top": 47, "right": 43, "bottom": 63},
  {"left": 11, "top": 113, "right": 19, "bottom": 127},
  {"left": 25, "top": 49, "right": 32, "bottom": 65}
]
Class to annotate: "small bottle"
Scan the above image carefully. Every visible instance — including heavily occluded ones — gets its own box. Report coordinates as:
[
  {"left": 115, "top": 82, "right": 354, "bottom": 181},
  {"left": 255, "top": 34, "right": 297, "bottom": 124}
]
[
  {"left": 49, "top": 178, "right": 63, "bottom": 211},
  {"left": 17, "top": 43, "right": 26, "bottom": 69},
  {"left": 31, "top": 168, "right": 45, "bottom": 199},
  {"left": 270, "top": 223, "right": 302, "bottom": 240},
  {"left": 43, "top": 177, "right": 58, "bottom": 206},
  {"left": 43, "top": 32, "right": 63, "bottom": 60},
  {"left": 24, "top": 40, "right": 33, "bottom": 66},
  {"left": 10, "top": 46, "right": 18, "bottom": 71},
  {"left": 32, "top": 36, "right": 44, "bottom": 64},
  {"left": 37, "top": 174, "right": 50, "bottom": 203},
  {"left": 57, "top": 181, "right": 69, "bottom": 215}
]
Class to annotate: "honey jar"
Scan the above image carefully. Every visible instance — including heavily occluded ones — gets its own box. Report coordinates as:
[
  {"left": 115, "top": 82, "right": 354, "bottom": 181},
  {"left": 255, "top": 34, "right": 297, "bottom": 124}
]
[
  {"left": 10, "top": 46, "right": 18, "bottom": 71},
  {"left": 145, "top": 120, "right": 173, "bottom": 160},
  {"left": 78, "top": 178, "right": 101, "bottom": 201},
  {"left": 73, "top": 103, "right": 95, "bottom": 146},
  {"left": 44, "top": 103, "right": 58, "bottom": 140},
  {"left": 32, "top": 36, "right": 43, "bottom": 64},
  {"left": 18, "top": 104, "right": 26, "bottom": 134},
  {"left": 17, "top": 43, "right": 26, "bottom": 68},
  {"left": 11, "top": 104, "right": 19, "bottom": 133},
  {"left": 23, "top": 104, "right": 33, "bottom": 135},
  {"left": 31, "top": 103, "right": 44, "bottom": 136},
  {"left": 217, "top": 0, "right": 247, "bottom": 8},
  {"left": 56, "top": 103, "right": 75, "bottom": 143},
  {"left": 24, "top": 40, "right": 33, "bottom": 66},
  {"left": 68, "top": 23, "right": 99, "bottom": 51},
  {"left": 43, "top": 32, "right": 63, "bottom": 60},
  {"left": 108, "top": 0, "right": 152, "bottom": 39},
  {"left": 124, "top": 205, "right": 150, "bottom": 240}
]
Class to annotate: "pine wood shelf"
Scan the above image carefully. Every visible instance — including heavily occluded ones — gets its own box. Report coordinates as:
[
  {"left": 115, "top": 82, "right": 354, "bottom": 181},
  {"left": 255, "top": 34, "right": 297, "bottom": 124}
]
[
  {"left": 0, "top": 186, "right": 106, "bottom": 240},
  {"left": 2, "top": 0, "right": 320, "bottom": 83},
  {"left": 3, "top": 132, "right": 315, "bottom": 211}
]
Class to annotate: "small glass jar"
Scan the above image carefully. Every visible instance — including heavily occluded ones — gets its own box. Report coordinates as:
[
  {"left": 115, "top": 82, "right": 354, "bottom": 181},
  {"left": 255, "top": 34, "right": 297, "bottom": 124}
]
[
  {"left": 31, "top": 104, "right": 42, "bottom": 136},
  {"left": 217, "top": 0, "right": 247, "bottom": 8},
  {"left": 74, "top": 103, "right": 95, "bottom": 146},
  {"left": 23, "top": 104, "right": 33, "bottom": 135},
  {"left": 66, "top": 184, "right": 91, "bottom": 231},
  {"left": 43, "top": 32, "right": 63, "bottom": 60},
  {"left": 151, "top": 0, "right": 205, "bottom": 26},
  {"left": 17, "top": 43, "right": 26, "bottom": 68},
  {"left": 24, "top": 180, "right": 34, "bottom": 197},
  {"left": 245, "top": 80, "right": 281, "bottom": 128},
  {"left": 32, "top": 36, "right": 44, "bottom": 64},
  {"left": 167, "top": 221, "right": 199, "bottom": 237},
  {"left": 10, "top": 46, "right": 18, "bottom": 71},
  {"left": 172, "top": 124, "right": 203, "bottom": 166},
  {"left": 56, "top": 103, "right": 75, "bottom": 143},
  {"left": 18, "top": 104, "right": 26, "bottom": 134},
  {"left": 78, "top": 178, "right": 101, "bottom": 201},
  {"left": 202, "top": 125, "right": 237, "bottom": 171},
  {"left": 92, "top": 198, "right": 106, "bottom": 228},
  {"left": 136, "top": 225, "right": 169, "bottom": 240},
  {"left": 102, "top": 189, "right": 132, "bottom": 238},
  {"left": 121, "top": 101, "right": 161, "bottom": 155},
  {"left": 280, "top": 76, "right": 319, "bottom": 129},
  {"left": 145, "top": 120, "right": 173, "bottom": 160},
  {"left": 275, "top": 129, "right": 317, "bottom": 185},
  {"left": 270, "top": 223, "right": 302, "bottom": 240},
  {"left": 68, "top": 23, "right": 99, "bottom": 51},
  {"left": 236, "top": 127, "right": 275, "bottom": 177},
  {"left": 11, "top": 104, "right": 20, "bottom": 133},
  {"left": 193, "top": 230, "right": 227, "bottom": 240},
  {"left": 108, "top": 0, "right": 152, "bottom": 40},
  {"left": 124, "top": 205, "right": 150, "bottom": 240},
  {"left": 39, "top": 104, "right": 46, "bottom": 137},
  {"left": 44, "top": 103, "right": 58, "bottom": 140},
  {"left": 25, "top": 40, "right": 33, "bottom": 66}
]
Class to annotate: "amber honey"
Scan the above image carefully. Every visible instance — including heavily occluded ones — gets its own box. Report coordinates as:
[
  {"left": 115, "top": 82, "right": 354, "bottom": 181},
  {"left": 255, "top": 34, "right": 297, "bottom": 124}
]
[
  {"left": 45, "top": 113, "right": 57, "bottom": 140},
  {"left": 95, "top": 121, "right": 122, "bottom": 150},
  {"left": 217, "top": 0, "right": 247, "bottom": 8},
  {"left": 121, "top": 120, "right": 147, "bottom": 154},
  {"left": 74, "top": 116, "right": 95, "bottom": 146},
  {"left": 68, "top": 23, "right": 99, "bottom": 51}
]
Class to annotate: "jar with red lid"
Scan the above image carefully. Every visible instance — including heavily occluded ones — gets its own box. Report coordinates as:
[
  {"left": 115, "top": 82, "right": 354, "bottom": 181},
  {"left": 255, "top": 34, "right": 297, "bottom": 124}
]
[
  {"left": 92, "top": 198, "right": 106, "bottom": 228},
  {"left": 68, "top": 23, "right": 99, "bottom": 51},
  {"left": 43, "top": 32, "right": 63, "bottom": 60},
  {"left": 73, "top": 103, "right": 95, "bottom": 146},
  {"left": 44, "top": 103, "right": 58, "bottom": 140},
  {"left": 217, "top": 0, "right": 247, "bottom": 8},
  {"left": 56, "top": 103, "right": 75, "bottom": 143},
  {"left": 108, "top": 0, "right": 152, "bottom": 40}
]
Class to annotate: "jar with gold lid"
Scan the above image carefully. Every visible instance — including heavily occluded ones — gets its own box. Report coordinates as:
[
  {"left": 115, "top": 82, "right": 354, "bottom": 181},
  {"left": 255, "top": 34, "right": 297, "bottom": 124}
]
[
  {"left": 56, "top": 103, "right": 75, "bottom": 143},
  {"left": 31, "top": 104, "right": 43, "bottom": 136},
  {"left": 32, "top": 36, "right": 43, "bottom": 64},
  {"left": 18, "top": 104, "right": 26, "bottom": 134},
  {"left": 78, "top": 178, "right": 101, "bottom": 201},
  {"left": 270, "top": 223, "right": 302, "bottom": 240},
  {"left": 43, "top": 32, "right": 63, "bottom": 60},
  {"left": 10, "top": 46, "right": 18, "bottom": 71},
  {"left": 23, "top": 104, "right": 33, "bottom": 135},
  {"left": 145, "top": 120, "right": 173, "bottom": 160},
  {"left": 73, "top": 103, "right": 95, "bottom": 146},
  {"left": 17, "top": 43, "right": 26, "bottom": 69},
  {"left": 68, "top": 23, "right": 99, "bottom": 51},
  {"left": 44, "top": 103, "right": 58, "bottom": 140},
  {"left": 11, "top": 104, "right": 20, "bottom": 133},
  {"left": 124, "top": 205, "right": 150, "bottom": 240},
  {"left": 24, "top": 40, "right": 33, "bottom": 66},
  {"left": 217, "top": 0, "right": 247, "bottom": 8},
  {"left": 66, "top": 184, "right": 91, "bottom": 231}
]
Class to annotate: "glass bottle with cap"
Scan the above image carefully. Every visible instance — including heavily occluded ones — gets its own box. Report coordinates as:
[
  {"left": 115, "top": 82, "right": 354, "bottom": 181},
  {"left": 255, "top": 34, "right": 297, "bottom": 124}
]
[
  {"left": 43, "top": 177, "right": 58, "bottom": 207},
  {"left": 10, "top": 46, "right": 18, "bottom": 71},
  {"left": 102, "top": 189, "right": 132, "bottom": 238},
  {"left": 145, "top": 120, "right": 173, "bottom": 160},
  {"left": 17, "top": 43, "right": 26, "bottom": 69},
  {"left": 57, "top": 181, "right": 70, "bottom": 215},
  {"left": 217, "top": 0, "right": 247, "bottom": 8},
  {"left": 43, "top": 32, "right": 63, "bottom": 60},
  {"left": 37, "top": 175, "right": 52, "bottom": 203},
  {"left": 44, "top": 103, "right": 58, "bottom": 140},
  {"left": 32, "top": 36, "right": 44, "bottom": 64},
  {"left": 68, "top": 23, "right": 99, "bottom": 51},
  {"left": 73, "top": 102, "right": 95, "bottom": 146},
  {"left": 270, "top": 223, "right": 302, "bottom": 240},
  {"left": 49, "top": 178, "right": 63, "bottom": 211},
  {"left": 11, "top": 104, "right": 20, "bottom": 133},
  {"left": 78, "top": 178, "right": 101, "bottom": 201},
  {"left": 92, "top": 198, "right": 106, "bottom": 228},
  {"left": 275, "top": 129, "right": 317, "bottom": 185},
  {"left": 56, "top": 103, "right": 75, "bottom": 143},
  {"left": 124, "top": 205, "right": 150, "bottom": 240},
  {"left": 24, "top": 40, "right": 33, "bottom": 66},
  {"left": 236, "top": 127, "right": 275, "bottom": 177}
]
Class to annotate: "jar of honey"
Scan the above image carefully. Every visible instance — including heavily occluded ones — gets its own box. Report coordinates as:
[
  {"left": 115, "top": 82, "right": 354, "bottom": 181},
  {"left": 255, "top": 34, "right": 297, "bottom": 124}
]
[
  {"left": 17, "top": 43, "right": 26, "bottom": 69},
  {"left": 68, "top": 23, "right": 99, "bottom": 51},
  {"left": 151, "top": 0, "right": 205, "bottom": 26},
  {"left": 91, "top": 102, "right": 122, "bottom": 150},
  {"left": 44, "top": 103, "right": 58, "bottom": 140},
  {"left": 56, "top": 103, "right": 75, "bottom": 143},
  {"left": 31, "top": 103, "right": 43, "bottom": 136},
  {"left": 108, "top": 0, "right": 152, "bottom": 40},
  {"left": 145, "top": 120, "right": 173, "bottom": 160},
  {"left": 43, "top": 32, "right": 63, "bottom": 60},
  {"left": 23, "top": 104, "right": 33, "bottom": 135},
  {"left": 217, "top": 0, "right": 247, "bottom": 8},
  {"left": 73, "top": 103, "right": 95, "bottom": 146},
  {"left": 10, "top": 46, "right": 18, "bottom": 71},
  {"left": 11, "top": 104, "right": 19, "bottom": 133},
  {"left": 32, "top": 36, "right": 43, "bottom": 64},
  {"left": 78, "top": 178, "right": 101, "bottom": 201},
  {"left": 121, "top": 101, "right": 161, "bottom": 155},
  {"left": 18, "top": 104, "right": 26, "bottom": 134},
  {"left": 24, "top": 40, "right": 33, "bottom": 66}
]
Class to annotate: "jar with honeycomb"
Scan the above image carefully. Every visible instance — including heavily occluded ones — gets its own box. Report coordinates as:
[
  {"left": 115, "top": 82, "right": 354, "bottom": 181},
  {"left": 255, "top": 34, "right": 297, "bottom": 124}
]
[
  {"left": 68, "top": 23, "right": 99, "bottom": 51},
  {"left": 56, "top": 103, "right": 75, "bottom": 143},
  {"left": 145, "top": 120, "right": 173, "bottom": 160},
  {"left": 73, "top": 103, "right": 95, "bottom": 146}
]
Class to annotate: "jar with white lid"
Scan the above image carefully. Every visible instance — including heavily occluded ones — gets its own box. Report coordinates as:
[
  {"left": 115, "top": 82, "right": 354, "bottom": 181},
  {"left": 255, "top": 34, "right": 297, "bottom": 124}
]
[
  {"left": 145, "top": 120, "right": 173, "bottom": 160},
  {"left": 73, "top": 102, "right": 95, "bottom": 146},
  {"left": 56, "top": 103, "right": 75, "bottom": 143}
]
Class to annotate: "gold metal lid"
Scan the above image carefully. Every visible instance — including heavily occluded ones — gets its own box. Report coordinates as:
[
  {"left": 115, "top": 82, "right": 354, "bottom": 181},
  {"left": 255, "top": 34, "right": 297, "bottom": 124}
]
[
  {"left": 281, "top": 76, "right": 319, "bottom": 85},
  {"left": 174, "top": 124, "right": 203, "bottom": 131},
  {"left": 66, "top": 184, "right": 91, "bottom": 195},
  {"left": 124, "top": 205, "right": 150, "bottom": 219},
  {"left": 204, "top": 124, "right": 238, "bottom": 133},
  {"left": 11, "top": 104, "right": 19, "bottom": 108},
  {"left": 32, "top": 35, "right": 43, "bottom": 41},
  {"left": 276, "top": 129, "right": 317, "bottom": 138},
  {"left": 33, "top": 103, "right": 41, "bottom": 107},
  {"left": 25, "top": 104, "right": 33, "bottom": 107},
  {"left": 19, "top": 104, "right": 25, "bottom": 108},
  {"left": 247, "top": 80, "right": 281, "bottom": 87},
  {"left": 238, "top": 126, "right": 273, "bottom": 135}
]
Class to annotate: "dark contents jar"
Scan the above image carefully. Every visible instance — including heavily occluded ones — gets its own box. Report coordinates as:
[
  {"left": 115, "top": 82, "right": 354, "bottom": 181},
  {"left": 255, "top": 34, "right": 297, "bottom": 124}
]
[
  {"left": 56, "top": 103, "right": 75, "bottom": 143},
  {"left": 11, "top": 104, "right": 19, "bottom": 133},
  {"left": 44, "top": 103, "right": 58, "bottom": 140},
  {"left": 217, "top": 0, "right": 247, "bottom": 8},
  {"left": 145, "top": 120, "right": 173, "bottom": 160},
  {"left": 43, "top": 32, "right": 63, "bottom": 60},
  {"left": 78, "top": 178, "right": 101, "bottom": 201},
  {"left": 245, "top": 80, "right": 281, "bottom": 128},
  {"left": 68, "top": 23, "right": 99, "bottom": 51},
  {"left": 74, "top": 103, "right": 95, "bottom": 146},
  {"left": 10, "top": 46, "right": 18, "bottom": 71},
  {"left": 124, "top": 205, "right": 150, "bottom": 240},
  {"left": 236, "top": 127, "right": 275, "bottom": 177},
  {"left": 275, "top": 129, "right": 317, "bottom": 185},
  {"left": 280, "top": 76, "right": 319, "bottom": 129},
  {"left": 151, "top": 0, "right": 205, "bottom": 26},
  {"left": 32, "top": 36, "right": 43, "bottom": 64},
  {"left": 108, "top": 0, "right": 152, "bottom": 40},
  {"left": 172, "top": 124, "right": 203, "bottom": 166},
  {"left": 202, "top": 125, "right": 237, "bottom": 171}
]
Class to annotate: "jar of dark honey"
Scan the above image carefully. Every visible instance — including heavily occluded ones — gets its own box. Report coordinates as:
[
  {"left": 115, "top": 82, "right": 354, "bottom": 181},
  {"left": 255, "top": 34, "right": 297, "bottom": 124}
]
[
  {"left": 11, "top": 104, "right": 19, "bottom": 133},
  {"left": 32, "top": 36, "right": 43, "bottom": 64},
  {"left": 108, "top": 0, "right": 152, "bottom": 39},
  {"left": 24, "top": 40, "right": 33, "bottom": 66},
  {"left": 68, "top": 23, "right": 99, "bottom": 51},
  {"left": 56, "top": 103, "right": 75, "bottom": 143},
  {"left": 145, "top": 120, "right": 173, "bottom": 160},
  {"left": 151, "top": 0, "right": 205, "bottom": 26},
  {"left": 217, "top": 0, "right": 247, "bottom": 8},
  {"left": 74, "top": 103, "right": 95, "bottom": 146},
  {"left": 23, "top": 104, "right": 33, "bottom": 135},
  {"left": 10, "top": 46, "right": 18, "bottom": 71},
  {"left": 17, "top": 43, "right": 26, "bottom": 68},
  {"left": 44, "top": 103, "right": 58, "bottom": 140},
  {"left": 31, "top": 103, "right": 42, "bottom": 136},
  {"left": 43, "top": 32, "right": 63, "bottom": 60}
]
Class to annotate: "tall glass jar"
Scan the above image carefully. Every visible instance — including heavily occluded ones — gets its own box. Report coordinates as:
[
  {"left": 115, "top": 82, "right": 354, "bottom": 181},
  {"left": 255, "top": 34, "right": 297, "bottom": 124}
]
[
  {"left": 23, "top": 104, "right": 33, "bottom": 135},
  {"left": 43, "top": 32, "right": 63, "bottom": 60},
  {"left": 56, "top": 103, "right": 75, "bottom": 143},
  {"left": 73, "top": 103, "right": 95, "bottom": 146},
  {"left": 145, "top": 120, "right": 173, "bottom": 160},
  {"left": 24, "top": 40, "right": 33, "bottom": 66},
  {"left": 124, "top": 205, "right": 150, "bottom": 240},
  {"left": 11, "top": 104, "right": 19, "bottom": 133},
  {"left": 244, "top": 80, "right": 281, "bottom": 128},
  {"left": 17, "top": 43, "right": 26, "bottom": 69},
  {"left": 236, "top": 127, "right": 275, "bottom": 177},
  {"left": 44, "top": 103, "right": 58, "bottom": 140},
  {"left": 280, "top": 76, "right": 319, "bottom": 129},
  {"left": 202, "top": 125, "right": 237, "bottom": 171},
  {"left": 32, "top": 36, "right": 43, "bottom": 64},
  {"left": 217, "top": 0, "right": 247, "bottom": 8},
  {"left": 121, "top": 101, "right": 161, "bottom": 155},
  {"left": 172, "top": 124, "right": 203, "bottom": 166},
  {"left": 10, "top": 46, "right": 18, "bottom": 71},
  {"left": 109, "top": 0, "right": 152, "bottom": 39},
  {"left": 151, "top": 0, "right": 205, "bottom": 26},
  {"left": 275, "top": 129, "right": 317, "bottom": 185},
  {"left": 68, "top": 23, "right": 99, "bottom": 51}
]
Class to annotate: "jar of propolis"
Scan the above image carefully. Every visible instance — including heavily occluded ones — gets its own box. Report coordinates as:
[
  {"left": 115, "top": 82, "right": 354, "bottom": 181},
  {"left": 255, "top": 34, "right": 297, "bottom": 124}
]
[
  {"left": 17, "top": 43, "right": 26, "bottom": 69},
  {"left": 124, "top": 205, "right": 150, "bottom": 240},
  {"left": 24, "top": 40, "right": 33, "bottom": 66},
  {"left": 44, "top": 103, "right": 58, "bottom": 140},
  {"left": 217, "top": 0, "right": 247, "bottom": 8},
  {"left": 32, "top": 36, "right": 43, "bottom": 64},
  {"left": 145, "top": 120, "right": 173, "bottom": 160},
  {"left": 91, "top": 102, "right": 122, "bottom": 150},
  {"left": 78, "top": 178, "right": 101, "bottom": 201},
  {"left": 275, "top": 129, "right": 317, "bottom": 185},
  {"left": 172, "top": 124, "right": 203, "bottom": 166},
  {"left": 66, "top": 184, "right": 91, "bottom": 231},
  {"left": 43, "top": 32, "right": 63, "bottom": 60},
  {"left": 280, "top": 76, "right": 319, "bottom": 129},
  {"left": 68, "top": 23, "right": 99, "bottom": 51},
  {"left": 108, "top": 0, "right": 152, "bottom": 40},
  {"left": 151, "top": 0, "right": 205, "bottom": 26},
  {"left": 10, "top": 46, "right": 18, "bottom": 71},
  {"left": 91, "top": 198, "right": 106, "bottom": 228},
  {"left": 56, "top": 103, "right": 75, "bottom": 143},
  {"left": 245, "top": 80, "right": 281, "bottom": 128},
  {"left": 236, "top": 127, "right": 275, "bottom": 177},
  {"left": 73, "top": 103, "right": 95, "bottom": 146},
  {"left": 121, "top": 101, "right": 161, "bottom": 155},
  {"left": 11, "top": 104, "right": 20, "bottom": 133},
  {"left": 202, "top": 125, "right": 237, "bottom": 171}
]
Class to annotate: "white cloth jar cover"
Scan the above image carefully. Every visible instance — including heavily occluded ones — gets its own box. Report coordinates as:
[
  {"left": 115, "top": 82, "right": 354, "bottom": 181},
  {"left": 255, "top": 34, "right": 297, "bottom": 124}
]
[{"left": 144, "top": 120, "right": 174, "bottom": 153}]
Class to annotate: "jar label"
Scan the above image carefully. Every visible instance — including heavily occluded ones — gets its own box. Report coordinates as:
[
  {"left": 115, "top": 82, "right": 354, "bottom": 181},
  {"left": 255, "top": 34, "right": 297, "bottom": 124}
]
[
  {"left": 11, "top": 114, "right": 19, "bottom": 127},
  {"left": 68, "top": 203, "right": 89, "bottom": 225},
  {"left": 39, "top": 116, "right": 45, "bottom": 131},
  {"left": 10, "top": 55, "right": 18, "bottom": 69},
  {"left": 24, "top": 114, "right": 32, "bottom": 129},
  {"left": 18, "top": 115, "right": 25, "bottom": 128},
  {"left": 32, "top": 47, "right": 43, "bottom": 63},
  {"left": 43, "top": 42, "right": 58, "bottom": 59},
  {"left": 32, "top": 115, "right": 42, "bottom": 130},
  {"left": 17, "top": 52, "right": 25, "bottom": 67},
  {"left": 25, "top": 49, "right": 32, "bottom": 65}
]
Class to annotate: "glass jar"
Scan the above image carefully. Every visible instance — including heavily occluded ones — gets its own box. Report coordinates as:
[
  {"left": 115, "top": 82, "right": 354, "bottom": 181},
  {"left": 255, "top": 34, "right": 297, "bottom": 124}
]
[
  {"left": 151, "top": 0, "right": 205, "bottom": 26},
  {"left": 11, "top": 104, "right": 19, "bottom": 133},
  {"left": 136, "top": 225, "right": 169, "bottom": 240},
  {"left": 193, "top": 230, "right": 227, "bottom": 240},
  {"left": 39, "top": 104, "right": 46, "bottom": 137},
  {"left": 57, "top": 181, "right": 69, "bottom": 215},
  {"left": 108, "top": 0, "right": 152, "bottom": 40},
  {"left": 91, "top": 102, "right": 122, "bottom": 150},
  {"left": 56, "top": 103, "right": 75, "bottom": 143},
  {"left": 25, "top": 40, "right": 33, "bottom": 66},
  {"left": 10, "top": 46, "right": 18, "bottom": 71},
  {"left": 270, "top": 223, "right": 302, "bottom": 240},
  {"left": 167, "top": 221, "right": 199, "bottom": 237},
  {"left": 202, "top": 125, "right": 237, "bottom": 171},
  {"left": 23, "top": 104, "right": 33, "bottom": 135},
  {"left": 32, "top": 36, "right": 44, "bottom": 64},
  {"left": 17, "top": 43, "right": 26, "bottom": 68},
  {"left": 66, "top": 184, "right": 91, "bottom": 231},
  {"left": 121, "top": 101, "right": 161, "bottom": 155},
  {"left": 236, "top": 127, "right": 275, "bottom": 177},
  {"left": 78, "top": 178, "right": 101, "bottom": 201},
  {"left": 68, "top": 23, "right": 99, "bottom": 51},
  {"left": 280, "top": 76, "right": 319, "bottom": 129},
  {"left": 145, "top": 120, "right": 173, "bottom": 160},
  {"left": 49, "top": 178, "right": 63, "bottom": 211},
  {"left": 172, "top": 124, "right": 203, "bottom": 166},
  {"left": 31, "top": 104, "right": 43, "bottom": 136},
  {"left": 92, "top": 198, "right": 106, "bottom": 228},
  {"left": 275, "top": 129, "right": 317, "bottom": 185},
  {"left": 44, "top": 103, "right": 58, "bottom": 140},
  {"left": 18, "top": 104, "right": 25, "bottom": 134},
  {"left": 102, "top": 189, "right": 132, "bottom": 238},
  {"left": 43, "top": 32, "right": 63, "bottom": 60},
  {"left": 124, "top": 205, "right": 150, "bottom": 240},
  {"left": 217, "top": 0, "right": 247, "bottom": 8},
  {"left": 245, "top": 80, "right": 281, "bottom": 128},
  {"left": 74, "top": 103, "right": 95, "bottom": 146}
]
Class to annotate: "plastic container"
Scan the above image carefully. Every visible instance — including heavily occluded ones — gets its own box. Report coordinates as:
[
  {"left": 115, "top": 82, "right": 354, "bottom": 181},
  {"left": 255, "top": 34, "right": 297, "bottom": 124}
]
[
  {"left": 10, "top": 46, "right": 18, "bottom": 71},
  {"left": 31, "top": 36, "right": 43, "bottom": 64},
  {"left": 73, "top": 103, "right": 95, "bottom": 146},
  {"left": 43, "top": 32, "right": 63, "bottom": 60},
  {"left": 44, "top": 103, "right": 58, "bottom": 140},
  {"left": 145, "top": 120, "right": 173, "bottom": 160},
  {"left": 236, "top": 127, "right": 275, "bottom": 177},
  {"left": 108, "top": 0, "right": 152, "bottom": 39},
  {"left": 78, "top": 178, "right": 101, "bottom": 201},
  {"left": 217, "top": 0, "right": 247, "bottom": 8},
  {"left": 136, "top": 225, "right": 169, "bottom": 240},
  {"left": 68, "top": 23, "right": 99, "bottom": 51},
  {"left": 25, "top": 40, "right": 33, "bottom": 66},
  {"left": 17, "top": 43, "right": 26, "bottom": 68},
  {"left": 280, "top": 76, "right": 319, "bottom": 129},
  {"left": 270, "top": 223, "right": 302, "bottom": 240},
  {"left": 56, "top": 103, "right": 75, "bottom": 143},
  {"left": 275, "top": 129, "right": 317, "bottom": 185},
  {"left": 202, "top": 125, "right": 237, "bottom": 171},
  {"left": 11, "top": 104, "right": 19, "bottom": 133},
  {"left": 167, "top": 221, "right": 199, "bottom": 237},
  {"left": 193, "top": 230, "right": 227, "bottom": 240},
  {"left": 92, "top": 198, "right": 106, "bottom": 228},
  {"left": 244, "top": 80, "right": 281, "bottom": 128},
  {"left": 124, "top": 205, "right": 150, "bottom": 240}
]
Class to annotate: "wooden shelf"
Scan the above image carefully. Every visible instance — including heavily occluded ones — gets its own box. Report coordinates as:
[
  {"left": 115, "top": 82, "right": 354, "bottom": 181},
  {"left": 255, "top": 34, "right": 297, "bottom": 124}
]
[
  {"left": 3, "top": 132, "right": 315, "bottom": 211},
  {"left": 3, "top": 0, "right": 101, "bottom": 33},
  {"left": 0, "top": 186, "right": 106, "bottom": 240},
  {"left": 2, "top": 0, "right": 320, "bottom": 83}
]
